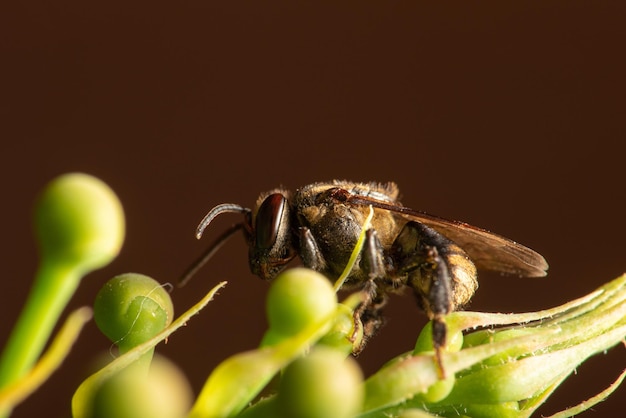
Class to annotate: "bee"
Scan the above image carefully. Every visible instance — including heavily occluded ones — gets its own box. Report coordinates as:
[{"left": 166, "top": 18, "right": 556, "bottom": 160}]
[{"left": 181, "top": 181, "right": 548, "bottom": 364}]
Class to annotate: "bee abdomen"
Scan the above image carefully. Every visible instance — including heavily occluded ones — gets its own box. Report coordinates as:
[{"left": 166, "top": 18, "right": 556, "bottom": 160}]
[
  {"left": 440, "top": 244, "right": 478, "bottom": 309},
  {"left": 392, "top": 221, "right": 478, "bottom": 312}
]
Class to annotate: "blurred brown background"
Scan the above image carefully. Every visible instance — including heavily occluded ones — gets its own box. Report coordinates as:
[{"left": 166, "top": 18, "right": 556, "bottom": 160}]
[{"left": 1, "top": 1, "right": 625, "bottom": 417}]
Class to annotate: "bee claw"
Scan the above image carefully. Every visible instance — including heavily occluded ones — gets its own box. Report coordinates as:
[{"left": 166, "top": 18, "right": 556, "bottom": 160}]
[{"left": 434, "top": 346, "right": 447, "bottom": 380}]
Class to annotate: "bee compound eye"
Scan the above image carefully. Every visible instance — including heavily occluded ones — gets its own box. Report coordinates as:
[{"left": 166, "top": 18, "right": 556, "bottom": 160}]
[{"left": 255, "top": 193, "right": 287, "bottom": 249}]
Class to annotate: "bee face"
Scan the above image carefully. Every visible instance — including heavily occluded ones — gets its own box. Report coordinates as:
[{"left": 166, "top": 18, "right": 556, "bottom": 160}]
[{"left": 183, "top": 180, "right": 547, "bottom": 360}]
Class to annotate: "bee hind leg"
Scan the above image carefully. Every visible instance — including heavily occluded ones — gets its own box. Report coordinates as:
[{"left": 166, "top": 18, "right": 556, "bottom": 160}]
[
  {"left": 392, "top": 221, "right": 461, "bottom": 377},
  {"left": 417, "top": 246, "right": 451, "bottom": 378}
]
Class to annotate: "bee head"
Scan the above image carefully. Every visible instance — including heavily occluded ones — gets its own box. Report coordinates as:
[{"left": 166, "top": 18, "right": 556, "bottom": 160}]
[{"left": 248, "top": 192, "right": 296, "bottom": 280}]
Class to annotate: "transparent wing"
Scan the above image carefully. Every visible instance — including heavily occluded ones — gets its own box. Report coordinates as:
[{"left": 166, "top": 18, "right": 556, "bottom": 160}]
[{"left": 347, "top": 196, "right": 548, "bottom": 277}]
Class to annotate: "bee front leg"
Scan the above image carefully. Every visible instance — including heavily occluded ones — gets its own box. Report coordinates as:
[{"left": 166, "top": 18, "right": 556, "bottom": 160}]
[
  {"left": 298, "top": 226, "right": 328, "bottom": 273},
  {"left": 351, "top": 229, "right": 389, "bottom": 353}
]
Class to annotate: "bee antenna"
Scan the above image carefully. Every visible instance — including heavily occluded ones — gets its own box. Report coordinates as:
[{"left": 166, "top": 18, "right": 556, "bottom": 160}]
[
  {"left": 195, "top": 204, "right": 250, "bottom": 239},
  {"left": 179, "top": 223, "right": 244, "bottom": 287},
  {"left": 179, "top": 204, "right": 251, "bottom": 287}
]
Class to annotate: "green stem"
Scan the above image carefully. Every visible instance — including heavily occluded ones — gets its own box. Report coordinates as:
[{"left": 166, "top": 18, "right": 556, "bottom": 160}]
[
  {"left": 0, "top": 307, "right": 92, "bottom": 411},
  {"left": 0, "top": 261, "right": 81, "bottom": 389}
]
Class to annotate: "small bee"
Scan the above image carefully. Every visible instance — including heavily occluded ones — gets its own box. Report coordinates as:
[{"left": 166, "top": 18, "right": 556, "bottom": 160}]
[{"left": 181, "top": 181, "right": 548, "bottom": 364}]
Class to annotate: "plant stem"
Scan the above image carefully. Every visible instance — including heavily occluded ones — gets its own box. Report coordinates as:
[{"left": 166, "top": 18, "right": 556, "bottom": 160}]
[{"left": 0, "top": 261, "right": 81, "bottom": 415}]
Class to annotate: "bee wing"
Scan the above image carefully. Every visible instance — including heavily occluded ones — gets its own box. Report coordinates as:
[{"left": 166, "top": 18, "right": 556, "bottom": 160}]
[
  {"left": 398, "top": 209, "right": 548, "bottom": 277},
  {"left": 347, "top": 196, "right": 548, "bottom": 277}
]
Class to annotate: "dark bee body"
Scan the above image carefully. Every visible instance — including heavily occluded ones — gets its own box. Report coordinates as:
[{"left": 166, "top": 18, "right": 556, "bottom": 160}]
[{"left": 182, "top": 180, "right": 548, "bottom": 360}]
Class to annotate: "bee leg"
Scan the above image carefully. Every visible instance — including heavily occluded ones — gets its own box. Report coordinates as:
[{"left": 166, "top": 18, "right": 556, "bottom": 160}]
[
  {"left": 361, "top": 229, "right": 387, "bottom": 280},
  {"left": 424, "top": 250, "right": 451, "bottom": 379},
  {"left": 298, "top": 226, "right": 328, "bottom": 272},
  {"left": 392, "top": 221, "right": 456, "bottom": 378},
  {"left": 352, "top": 291, "right": 388, "bottom": 354},
  {"left": 351, "top": 229, "right": 389, "bottom": 353}
]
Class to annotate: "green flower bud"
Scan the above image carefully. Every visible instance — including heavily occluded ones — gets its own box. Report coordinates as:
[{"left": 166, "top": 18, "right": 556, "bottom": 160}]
[
  {"left": 318, "top": 303, "right": 362, "bottom": 355},
  {"left": 276, "top": 347, "right": 364, "bottom": 418},
  {"left": 73, "top": 282, "right": 226, "bottom": 418},
  {"left": 189, "top": 269, "right": 342, "bottom": 418},
  {"left": 0, "top": 173, "right": 125, "bottom": 392},
  {"left": 35, "top": 172, "right": 124, "bottom": 272},
  {"left": 87, "top": 355, "right": 192, "bottom": 418},
  {"left": 414, "top": 320, "right": 464, "bottom": 355},
  {"left": 265, "top": 268, "right": 337, "bottom": 341},
  {"left": 94, "top": 273, "right": 173, "bottom": 353}
]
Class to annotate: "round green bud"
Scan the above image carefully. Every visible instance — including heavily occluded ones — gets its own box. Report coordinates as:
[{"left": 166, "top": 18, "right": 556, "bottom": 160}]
[
  {"left": 318, "top": 303, "right": 361, "bottom": 355},
  {"left": 276, "top": 347, "right": 364, "bottom": 418},
  {"left": 413, "top": 321, "right": 463, "bottom": 355},
  {"left": 259, "top": 328, "right": 286, "bottom": 348},
  {"left": 480, "top": 328, "right": 538, "bottom": 367},
  {"left": 34, "top": 173, "right": 125, "bottom": 272},
  {"left": 266, "top": 268, "right": 337, "bottom": 337},
  {"left": 397, "top": 410, "right": 441, "bottom": 418},
  {"left": 88, "top": 355, "right": 192, "bottom": 418},
  {"left": 419, "top": 374, "right": 456, "bottom": 403},
  {"left": 94, "top": 273, "right": 174, "bottom": 352}
]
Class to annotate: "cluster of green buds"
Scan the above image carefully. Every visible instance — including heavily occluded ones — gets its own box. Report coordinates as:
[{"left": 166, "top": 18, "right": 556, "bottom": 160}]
[
  {"left": 188, "top": 268, "right": 365, "bottom": 418},
  {"left": 77, "top": 273, "right": 194, "bottom": 418},
  {"left": 177, "top": 270, "right": 626, "bottom": 418},
  {"left": 1, "top": 173, "right": 625, "bottom": 418}
]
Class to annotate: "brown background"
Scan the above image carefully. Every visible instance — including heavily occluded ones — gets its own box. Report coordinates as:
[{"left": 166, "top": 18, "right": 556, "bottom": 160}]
[{"left": 1, "top": 1, "right": 625, "bottom": 417}]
